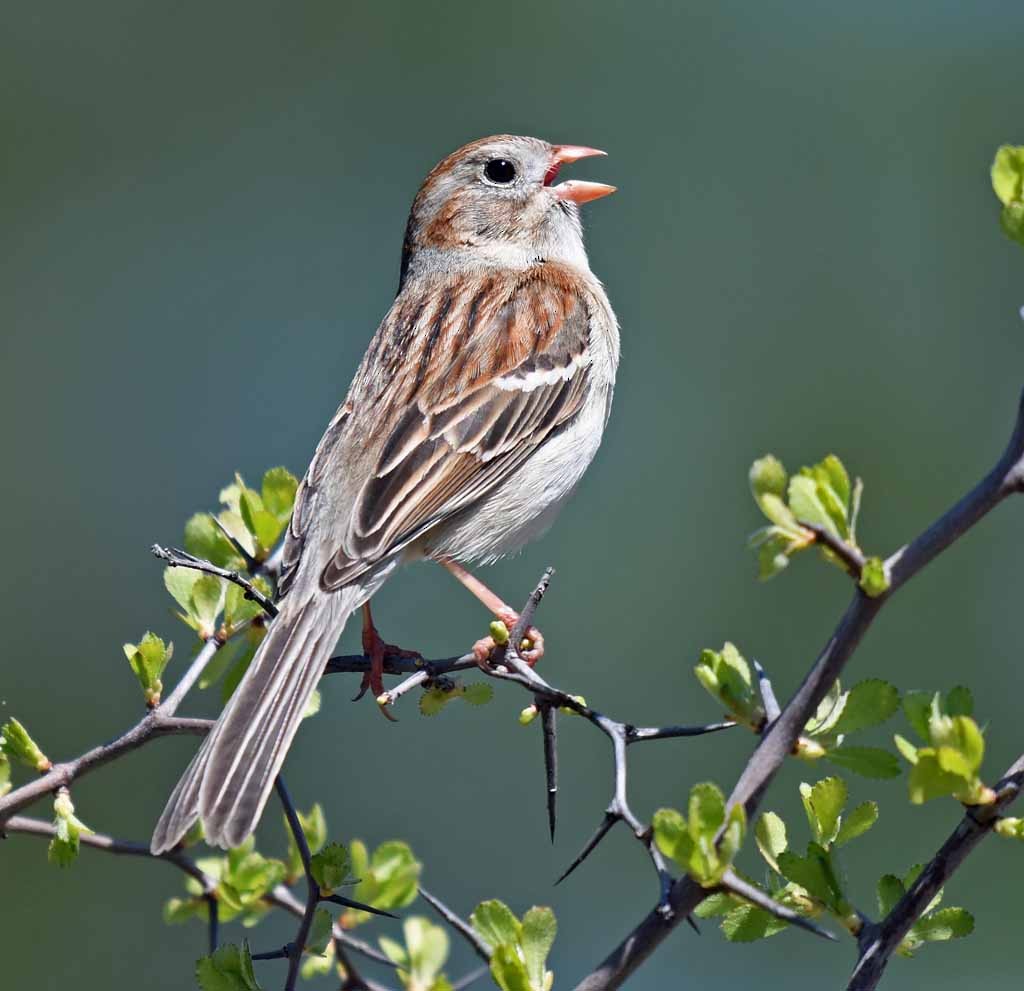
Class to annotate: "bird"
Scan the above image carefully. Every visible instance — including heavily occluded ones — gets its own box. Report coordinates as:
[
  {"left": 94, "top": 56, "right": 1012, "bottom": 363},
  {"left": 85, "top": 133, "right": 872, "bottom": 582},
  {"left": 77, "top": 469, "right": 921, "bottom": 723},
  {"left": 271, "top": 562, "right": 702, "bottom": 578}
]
[{"left": 151, "top": 134, "right": 619, "bottom": 854}]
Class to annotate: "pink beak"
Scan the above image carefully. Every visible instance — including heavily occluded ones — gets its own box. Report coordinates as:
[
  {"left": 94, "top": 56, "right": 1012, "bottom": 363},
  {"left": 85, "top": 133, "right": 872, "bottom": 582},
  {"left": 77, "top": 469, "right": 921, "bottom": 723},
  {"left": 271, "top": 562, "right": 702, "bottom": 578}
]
[{"left": 546, "top": 145, "right": 616, "bottom": 205}]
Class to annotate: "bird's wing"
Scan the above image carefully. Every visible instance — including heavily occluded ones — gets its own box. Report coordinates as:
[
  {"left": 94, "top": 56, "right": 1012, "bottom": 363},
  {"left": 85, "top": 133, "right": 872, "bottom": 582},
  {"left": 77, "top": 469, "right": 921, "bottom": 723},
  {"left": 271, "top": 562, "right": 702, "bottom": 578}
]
[{"left": 280, "top": 263, "right": 595, "bottom": 595}]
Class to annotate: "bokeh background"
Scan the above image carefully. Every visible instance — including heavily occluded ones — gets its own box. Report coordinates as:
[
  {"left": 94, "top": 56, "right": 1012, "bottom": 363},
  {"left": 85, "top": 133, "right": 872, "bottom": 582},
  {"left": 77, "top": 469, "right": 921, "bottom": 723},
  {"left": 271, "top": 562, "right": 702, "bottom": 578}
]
[{"left": 3, "top": 1, "right": 1023, "bottom": 988}]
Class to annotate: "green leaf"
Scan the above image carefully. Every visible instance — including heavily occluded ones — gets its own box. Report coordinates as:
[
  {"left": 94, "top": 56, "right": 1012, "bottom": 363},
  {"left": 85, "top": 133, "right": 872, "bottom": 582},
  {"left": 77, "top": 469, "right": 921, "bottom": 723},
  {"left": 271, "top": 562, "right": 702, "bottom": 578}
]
[
  {"left": 877, "top": 874, "right": 905, "bottom": 917},
  {"left": 123, "top": 632, "right": 173, "bottom": 706},
  {"left": 777, "top": 843, "right": 842, "bottom": 910},
  {"left": 755, "top": 811, "right": 788, "bottom": 873},
  {"left": 239, "top": 483, "right": 284, "bottom": 555},
  {"left": 192, "top": 576, "right": 226, "bottom": 632},
  {"left": 402, "top": 916, "right": 449, "bottom": 987},
  {"left": 720, "top": 902, "right": 790, "bottom": 942},
  {"left": 470, "top": 900, "right": 522, "bottom": 951},
  {"left": 945, "top": 685, "right": 973, "bottom": 717},
  {"left": 164, "top": 896, "right": 206, "bottom": 924},
  {"left": 1000, "top": 200, "right": 1024, "bottom": 245},
  {"left": 195, "top": 941, "right": 263, "bottom": 991},
  {"left": 1, "top": 717, "right": 49, "bottom": 771},
  {"left": 908, "top": 752, "right": 968, "bottom": 804},
  {"left": 789, "top": 474, "right": 840, "bottom": 538},
  {"left": 930, "top": 714, "right": 984, "bottom": 777},
  {"left": 693, "top": 643, "right": 762, "bottom": 728},
  {"left": 301, "top": 940, "right": 336, "bottom": 980},
  {"left": 804, "top": 679, "right": 846, "bottom": 738},
  {"left": 911, "top": 906, "right": 974, "bottom": 943},
  {"left": 48, "top": 789, "right": 92, "bottom": 867},
  {"left": 991, "top": 145, "right": 1024, "bottom": 206},
  {"left": 694, "top": 891, "right": 737, "bottom": 918},
  {"left": 343, "top": 840, "right": 421, "bottom": 926},
  {"left": 310, "top": 843, "right": 351, "bottom": 893},
  {"left": 0, "top": 751, "right": 10, "bottom": 799},
  {"left": 284, "top": 804, "right": 328, "bottom": 880},
  {"left": 419, "top": 687, "right": 455, "bottom": 717},
  {"left": 462, "top": 682, "right": 494, "bottom": 706},
  {"left": 306, "top": 908, "right": 333, "bottom": 956},
  {"left": 830, "top": 680, "right": 899, "bottom": 736},
  {"left": 688, "top": 782, "right": 727, "bottom": 839},
  {"left": 893, "top": 734, "right": 919, "bottom": 765},
  {"left": 184, "top": 512, "right": 245, "bottom": 570},
  {"left": 750, "top": 454, "right": 788, "bottom": 506},
  {"left": 489, "top": 944, "right": 531, "bottom": 991},
  {"left": 165, "top": 566, "right": 202, "bottom": 616},
  {"left": 902, "top": 691, "right": 933, "bottom": 742},
  {"left": 521, "top": 907, "right": 557, "bottom": 991},
  {"left": 834, "top": 801, "right": 878, "bottom": 847},
  {"left": 800, "top": 777, "right": 847, "bottom": 846},
  {"left": 653, "top": 808, "right": 695, "bottom": 872},
  {"left": 824, "top": 745, "right": 901, "bottom": 779},
  {"left": 261, "top": 467, "right": 299, "bottom": 519},
  {"left": 858, "top": 558, "right": 890, "bottom": 597}
]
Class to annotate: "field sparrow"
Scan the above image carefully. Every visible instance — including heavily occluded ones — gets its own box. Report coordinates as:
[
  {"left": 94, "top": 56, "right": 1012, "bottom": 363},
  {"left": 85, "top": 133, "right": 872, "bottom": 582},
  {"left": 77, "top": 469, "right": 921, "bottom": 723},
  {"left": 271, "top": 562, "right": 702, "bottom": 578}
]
[{"left": 151, "top": 135, "right": 619, "bottom": 853}]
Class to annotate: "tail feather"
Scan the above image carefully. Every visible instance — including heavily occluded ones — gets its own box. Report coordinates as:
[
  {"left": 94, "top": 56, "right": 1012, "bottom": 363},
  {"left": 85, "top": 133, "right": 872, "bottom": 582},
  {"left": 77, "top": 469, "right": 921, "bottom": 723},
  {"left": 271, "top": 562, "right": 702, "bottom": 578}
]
[{"left": 150, "top": 587, "right": 354, "bottom": 855}]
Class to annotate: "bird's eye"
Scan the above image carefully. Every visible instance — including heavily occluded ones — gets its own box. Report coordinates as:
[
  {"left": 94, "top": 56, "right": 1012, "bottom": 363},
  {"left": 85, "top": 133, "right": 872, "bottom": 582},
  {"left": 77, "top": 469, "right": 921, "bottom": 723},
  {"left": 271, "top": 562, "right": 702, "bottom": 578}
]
[{"left": 483, "top": 158, "right": 517, "bottom": 185}]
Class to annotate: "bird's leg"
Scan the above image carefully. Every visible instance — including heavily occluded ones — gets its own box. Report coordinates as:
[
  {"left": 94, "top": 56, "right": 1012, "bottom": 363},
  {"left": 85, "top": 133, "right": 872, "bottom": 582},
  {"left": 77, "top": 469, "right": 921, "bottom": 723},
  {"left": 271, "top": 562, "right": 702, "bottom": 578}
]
[
  {"left": 437, "top": 558, "right": 545, "bottom": 668},
  {"left": 353, "top": 602, "right": 421, "bottom": 720}
]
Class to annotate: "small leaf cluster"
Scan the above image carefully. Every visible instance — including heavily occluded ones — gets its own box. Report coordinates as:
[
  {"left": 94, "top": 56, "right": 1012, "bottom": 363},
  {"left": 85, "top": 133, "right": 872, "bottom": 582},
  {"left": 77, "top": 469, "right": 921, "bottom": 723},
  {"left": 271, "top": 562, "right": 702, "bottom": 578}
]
[
  {"left": 166, "top": 835, "right": 287, "bottom": 927},
  {"left": 694, "top": 643, "right": 765, "bottom": 732},
  {"left": 338, "top": 839, "right": 421, "bottom": 928},
  {"left": 1, "top": 717, "right": 50, "bottom": 773},
  {"left": 797, "top": 678, "right": 902, "bottom": 780},
  {"left": 992, "top": 145, "right": 1024, "bottom": 246},
  {"left": 470, "top": 900, "right": 557, "bottom": 991},
  {"left": 700, "top": 776, "right": 876, "bottom": 941},
  {"left": 749, "top": 454, "right": 860, "bottom": 576},
  {"left": 48, "top": 789, "right": 93, "bottom": 867},
  {"left": 653, "top": 782, "right": 746, "bottom": 887},
  {"left": 895, "top": 687, "right": 993, "bottom": 806},
  {"left": 196, "top": 941, "right": 263, "bottom": 991},
  {"left": 694, "top": 646, "right": 900, "bottom": 779},
  {"left": 379, "top": 917, "right": 453, "bottom": 991},
  {"left": 123, "top": 632, "right": 173, "bottom": 707},
  {"left": 418, "top": 679, "right": 494, "bottom": 716},
  {"left": 876, "top": 866, "right": 974, "bottom": 956}
]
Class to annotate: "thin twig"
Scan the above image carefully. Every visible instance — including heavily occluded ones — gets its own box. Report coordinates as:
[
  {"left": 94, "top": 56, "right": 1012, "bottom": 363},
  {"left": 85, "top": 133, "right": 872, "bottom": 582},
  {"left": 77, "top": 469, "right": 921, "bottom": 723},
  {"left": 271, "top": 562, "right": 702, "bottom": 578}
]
[
  {"left": 418, "top": 886, "right": 492, "bottom": 963},
  {"left": 451, "top": 965, "right": 491, "bottom": 990},
  {"left": 152, "top": 544, "right": 279, "bottom": 618},
  {"left": 847, "top": 752, "right": 1024, "bottom": 989},
  {"left": 798, "top": 522, "right": 867, "bottom": 578},
  {"left": 4, "top": 815, "right": 219, "bottom": 949},
  {"left": 719, "top": 869, "right": 837, "bottom": 941},
  {"left": 0, "top": 710, "right": 213, "bottom": 826},
  {"left": 571, "top": 388, "right": 1024, "bottom": 991}
]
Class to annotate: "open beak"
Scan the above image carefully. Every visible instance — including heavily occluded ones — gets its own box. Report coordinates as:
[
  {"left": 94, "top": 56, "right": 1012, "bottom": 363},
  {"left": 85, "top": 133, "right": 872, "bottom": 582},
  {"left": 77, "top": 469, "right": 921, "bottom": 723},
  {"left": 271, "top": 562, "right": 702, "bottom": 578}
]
[{"left": 546, "top": 145, "right": 616, "bottom": 205}]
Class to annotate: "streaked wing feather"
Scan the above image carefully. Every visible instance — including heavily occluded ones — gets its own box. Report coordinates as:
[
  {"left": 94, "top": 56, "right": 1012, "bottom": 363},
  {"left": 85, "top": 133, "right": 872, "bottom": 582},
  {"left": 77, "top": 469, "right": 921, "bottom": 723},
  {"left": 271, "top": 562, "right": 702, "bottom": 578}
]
[{"left": 318, "top": 266, "right": 593, "bottom": 591}]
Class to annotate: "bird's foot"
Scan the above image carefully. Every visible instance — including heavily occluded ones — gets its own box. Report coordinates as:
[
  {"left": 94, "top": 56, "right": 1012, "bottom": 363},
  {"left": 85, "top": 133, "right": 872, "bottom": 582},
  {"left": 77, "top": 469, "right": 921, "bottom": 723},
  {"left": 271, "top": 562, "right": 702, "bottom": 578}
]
[
  {"left": 473, "top": 607, "right": 545, "bottom": 669},
  {"left": 353, "top": 621, "right": 422, "bottom": 721}
]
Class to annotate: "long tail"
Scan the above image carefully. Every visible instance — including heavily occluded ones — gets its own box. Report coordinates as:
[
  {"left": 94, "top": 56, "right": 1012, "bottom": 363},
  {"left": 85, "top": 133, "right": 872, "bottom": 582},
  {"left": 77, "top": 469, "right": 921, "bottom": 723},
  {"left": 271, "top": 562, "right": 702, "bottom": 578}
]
[{"left": 151, "top": 587, "right": 355, "bottom": 854}]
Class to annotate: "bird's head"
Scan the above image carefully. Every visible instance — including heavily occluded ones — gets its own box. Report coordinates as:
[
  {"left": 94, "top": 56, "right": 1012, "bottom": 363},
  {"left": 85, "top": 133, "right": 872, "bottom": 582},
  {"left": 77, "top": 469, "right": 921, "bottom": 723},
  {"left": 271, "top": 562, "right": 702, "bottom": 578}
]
[{"left": 399, "top": 134, "right": 614, "bottom": 285}]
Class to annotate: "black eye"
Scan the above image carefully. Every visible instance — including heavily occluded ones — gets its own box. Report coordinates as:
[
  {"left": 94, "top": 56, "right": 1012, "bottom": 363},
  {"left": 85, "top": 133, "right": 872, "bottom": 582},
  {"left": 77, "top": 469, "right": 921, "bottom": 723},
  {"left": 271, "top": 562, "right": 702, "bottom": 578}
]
[{"left": 484, "top": 158, "right": 517, "bottom": 184}]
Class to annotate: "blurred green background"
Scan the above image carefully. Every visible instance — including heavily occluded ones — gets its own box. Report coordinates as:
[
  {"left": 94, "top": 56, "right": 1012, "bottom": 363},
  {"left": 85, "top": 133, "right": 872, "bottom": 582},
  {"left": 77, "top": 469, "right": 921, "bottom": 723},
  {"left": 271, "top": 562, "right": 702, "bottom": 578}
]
[{"left": 2, "top": 1, "right": 1023, "bottom": 987}]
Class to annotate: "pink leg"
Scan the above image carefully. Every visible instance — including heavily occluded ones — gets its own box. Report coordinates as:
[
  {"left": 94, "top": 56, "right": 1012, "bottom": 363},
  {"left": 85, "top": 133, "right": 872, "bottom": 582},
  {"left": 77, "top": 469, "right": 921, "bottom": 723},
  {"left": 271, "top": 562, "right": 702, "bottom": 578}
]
[
  {"left": 354, "top": 602, "right": 421, "bottom": 720},
  {"left": 437, "top": 558, "right": 545, "bottom": 668}
]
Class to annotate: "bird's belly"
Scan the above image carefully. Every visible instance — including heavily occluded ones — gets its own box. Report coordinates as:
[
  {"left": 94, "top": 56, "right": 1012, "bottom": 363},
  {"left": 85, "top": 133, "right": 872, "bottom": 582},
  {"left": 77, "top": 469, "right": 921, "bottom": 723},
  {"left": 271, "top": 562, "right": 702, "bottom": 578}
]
[{"left": 420, "top": 385, "right": 611, "bottom": 565}]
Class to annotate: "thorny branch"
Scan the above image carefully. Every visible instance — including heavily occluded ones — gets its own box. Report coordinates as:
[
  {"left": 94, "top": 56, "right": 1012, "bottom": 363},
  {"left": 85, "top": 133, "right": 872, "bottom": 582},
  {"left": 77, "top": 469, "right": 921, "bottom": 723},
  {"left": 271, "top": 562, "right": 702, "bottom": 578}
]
[
  {"left": 847, "top": 751, "right": 1024, "bottom": 990},
  {"left": 570, "top": 390, "right": 1024, "bottom": 991},
  {"left": 6, "top": 390, "right": 1022, "bottom": 990}
]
